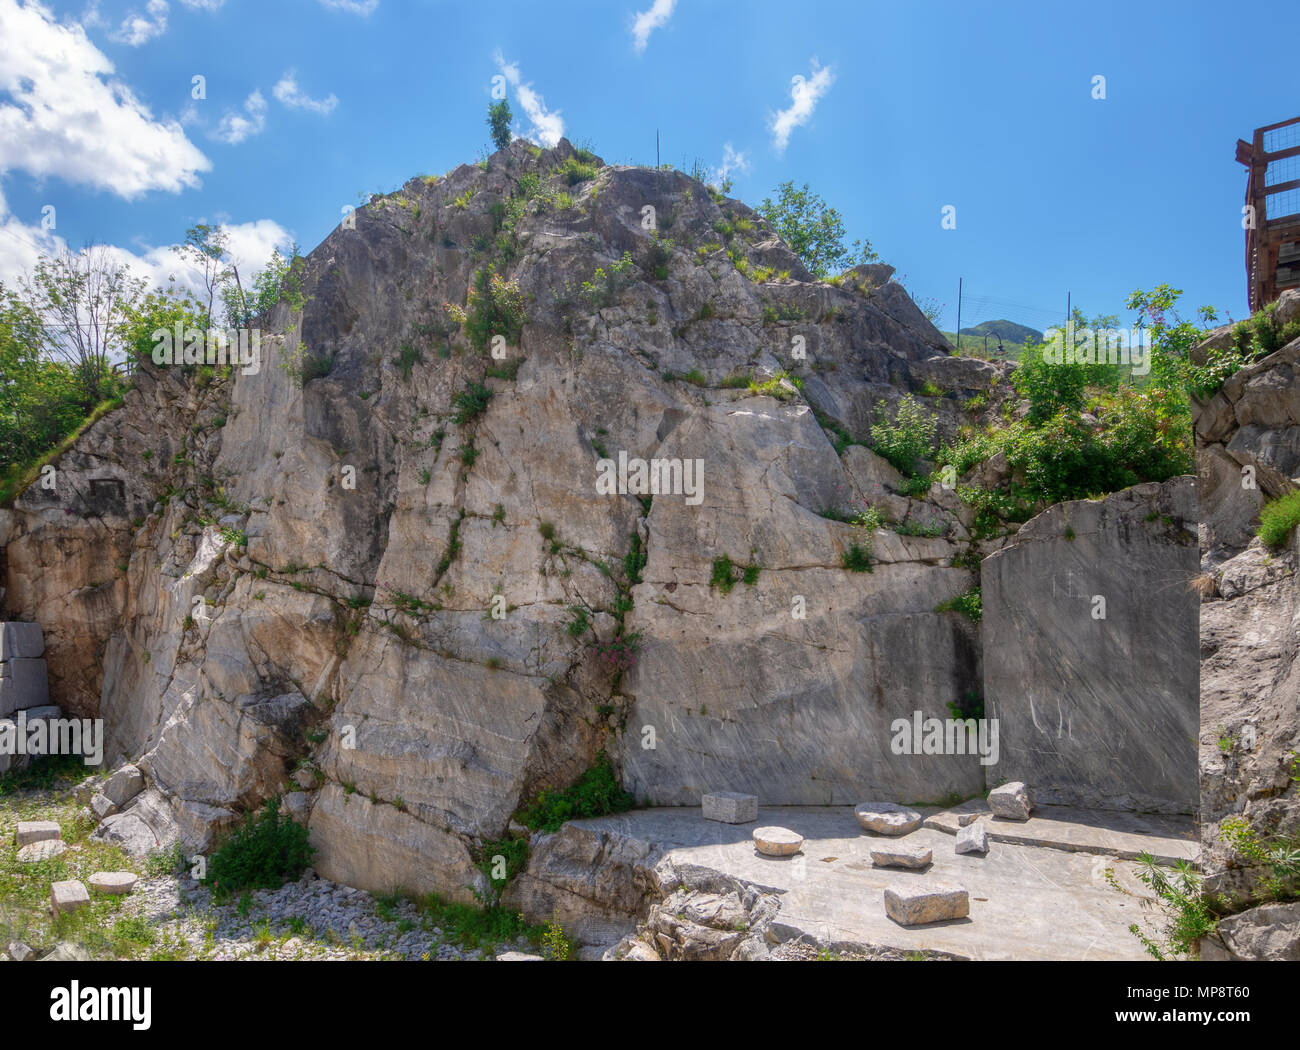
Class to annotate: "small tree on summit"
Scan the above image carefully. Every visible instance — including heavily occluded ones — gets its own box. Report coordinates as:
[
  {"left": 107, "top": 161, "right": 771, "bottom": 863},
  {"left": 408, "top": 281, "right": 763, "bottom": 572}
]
[
  {"left": 487, "top": 99, "right": 512, "bottom": 151},
  {"left": 758, "top": 180, "right": 877, "bottom": 279}
]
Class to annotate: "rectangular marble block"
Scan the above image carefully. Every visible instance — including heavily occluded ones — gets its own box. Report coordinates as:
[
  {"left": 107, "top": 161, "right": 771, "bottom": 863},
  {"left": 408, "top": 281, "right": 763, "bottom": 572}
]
[{"left": 702, "top": 792, "right": 758, "bottom": 824}]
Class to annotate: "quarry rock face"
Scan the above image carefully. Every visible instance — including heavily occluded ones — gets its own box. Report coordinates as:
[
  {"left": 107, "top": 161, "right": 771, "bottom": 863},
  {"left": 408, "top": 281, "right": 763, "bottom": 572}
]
[
  {"left": 1194, "top": 324, "right": 1300, "bottom": 909},
  {"left": 0, "top": 138, "right": 1205, "bottom": 920},
  {"left": 982, "top": 476, "right": 1200, "bottom": 815}
]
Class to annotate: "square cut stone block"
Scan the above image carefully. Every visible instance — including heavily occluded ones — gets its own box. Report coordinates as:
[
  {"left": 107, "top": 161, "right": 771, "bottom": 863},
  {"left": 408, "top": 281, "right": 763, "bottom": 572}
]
[
  {"left": 884, "top": 881, "right": 970, "bottom": 926},
  {"left": 50, "top": 880, "right": 90, "bottom": 916},
  {"left": 702, "top": 791, "right": 758, "bottom": 824},
  {"left": 16, "top": 820, "right": 61, "bottom": 846},
  {"left": 0, "top": 659, "right": 49, "bottom": 717},
  {"left": 0, "top": 622, "right": 44, "bottom": 661}
]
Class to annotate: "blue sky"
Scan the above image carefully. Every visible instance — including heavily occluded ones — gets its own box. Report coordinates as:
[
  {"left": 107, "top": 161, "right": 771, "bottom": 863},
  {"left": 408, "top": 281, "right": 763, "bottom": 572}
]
[{"left": 1, "top": 0, "right": 1296, "bottom": 333}]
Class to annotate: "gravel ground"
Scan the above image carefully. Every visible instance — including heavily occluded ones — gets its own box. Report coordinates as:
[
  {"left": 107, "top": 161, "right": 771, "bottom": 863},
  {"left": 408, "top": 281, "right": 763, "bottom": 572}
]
[{"left": 115, "top": 869, "right": 537, "bottom": 961}]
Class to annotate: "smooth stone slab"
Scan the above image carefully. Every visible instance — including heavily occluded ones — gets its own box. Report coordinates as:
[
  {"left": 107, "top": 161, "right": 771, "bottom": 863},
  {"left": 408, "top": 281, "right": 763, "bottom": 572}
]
[
  {"left": 88, "top": 871, "right": 138, "bottom": 895},
  {"left": 988, "top": 781, "right": 1033, "bottom": 821},
  {"left": 15, "top": 820, "right": 60, "bottom": 846},
  {"left": 870, "top": 845, "right": 933, "bottom": 869},
  {"left": 884, "top": 881, "right": 971, "bottom": 925},
  {"left": 955, "top": 822, "right": 989, "bottom": 855},
  {"left": 17, "top": 839, "right": 67, "bottom": 862},
  {"left": 50, "top": 880, "right": 90, "bottom": 916},
  {"left": 702, "top": 791, "right": 758, "bottom": 824},
  {"left": 0, "top": 622, "right": 44, "bottom": 660},
  {"left": 855, "top": 802, "right": 923, "bottom": 836},
  {"left": 753, "top": 826, "right": 803, "bottom": 856},
  {"left": 103, "top": 764, "right": 145, "bottom": 808},
  {"left": 923, "top": 800, "right": 1198, "bottom": 864}
]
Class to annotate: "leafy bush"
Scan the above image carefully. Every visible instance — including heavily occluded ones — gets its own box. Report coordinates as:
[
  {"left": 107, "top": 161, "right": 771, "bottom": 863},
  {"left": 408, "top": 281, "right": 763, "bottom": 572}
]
[
  {"left": 870, "top": 396, "right": 937, "bottom": 476},
  {"left": 841, "top": 543, "right": 873, "bottom": 572},
  {"left": 935, "top": 588, "right": 982, "bottom": 622},
  {"left": 451, "top": 380, "right": 493, "bottom": 425},
  {"left": 445, "top": 266, "right": 526, "bottom": 353},
  {"left": 205, "top": 797, "right": 315, "bottom": 899},
  {"left": 1258, "top": 490, "right": 1300, "bottom": 549},
  {"left": 516, "top": 751, "right": 634, "bottom": 832},
  {"left": 557, "top": 156, "right": 598, "bottom": 186}
]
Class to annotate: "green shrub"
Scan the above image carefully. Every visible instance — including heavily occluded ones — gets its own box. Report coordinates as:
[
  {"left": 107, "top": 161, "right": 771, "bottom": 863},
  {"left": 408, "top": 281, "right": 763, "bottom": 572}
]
[
  {"left": 870, "top": 396, "right": 936, "bottom": 476},
  {"left": 935, "top": 588, "right": 982, "bottom": 622},
  {"left": 445, "top": 266, "right": 526, "bottom": 353},
  {"left": 205, "top": 797, "right": 315, "bottom": 899},
  {"left": 395, "top": 342, "right": 422, "bottom": 380},
  {"left": 1258, "top": 490, "right": 1300, "bottom": 548},
  {"left": 557, "top": 156, "right": 598, "bottom": 186},
  {"left": 452, "top": 380, "right": 493, "bottom": 425},
  {"left": 841, "top": 543, "right": 873, "bottom": 572},
  {"left": 711, "top": 555, "right": 737, "bottom": 593},
  {"left": 516, "top": 751, "right": 634, "bottom": 832}
]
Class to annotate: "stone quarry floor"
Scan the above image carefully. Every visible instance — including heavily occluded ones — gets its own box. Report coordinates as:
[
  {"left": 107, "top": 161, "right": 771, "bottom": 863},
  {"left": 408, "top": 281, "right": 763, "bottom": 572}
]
[{"left": 577, "top": 800, "right": 1199, "bottom": 961}]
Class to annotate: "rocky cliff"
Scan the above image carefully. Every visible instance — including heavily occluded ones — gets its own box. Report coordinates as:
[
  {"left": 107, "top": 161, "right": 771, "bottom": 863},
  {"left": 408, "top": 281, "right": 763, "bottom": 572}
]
[
  {"left": 1195, "top": 291, "right": 1300, "bottom": 930},
  {"left": 0, "top": 139, "right": 1200, "bottom": 914}
]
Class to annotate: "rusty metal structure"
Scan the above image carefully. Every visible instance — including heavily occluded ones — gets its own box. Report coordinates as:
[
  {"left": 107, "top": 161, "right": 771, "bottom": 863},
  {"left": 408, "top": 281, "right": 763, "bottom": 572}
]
[{"left": 1237, "top": 115, "right": 1300, "bottom": 312}]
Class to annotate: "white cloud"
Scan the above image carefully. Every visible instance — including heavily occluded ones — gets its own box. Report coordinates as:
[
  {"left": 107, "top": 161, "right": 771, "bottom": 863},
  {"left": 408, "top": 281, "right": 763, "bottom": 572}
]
[
  {"left": 769, "top": 60, "right": 834, "bottom": 155},
  {"left": 0, "top": 185, "right": 292, "bottom": 305},
  {"left": 178, "top": 0, "right": 225, "bottom": 9},
  {"left": 0, "top": 0, "right": 209, "bottom": 197},
  {"left": 492, "top": 51, "right": 564, "bottom": 148},
  {"left": 213, "top": 89, "right": 267, "bottom": 144},
  {"left": 631, "top": 0, "right": 675, "bottom": 54},
  {"left": 111, "top": 0, "right": 169, "bottom": 47},
  {"left": 713, "top": 142, "right": 749, "bottom": 184},
  {"left": 317, "top": 0, "right": 378, "bottom": 14},
  {"left": 273, "top": 70, "right": 338, "bottom": 115}
]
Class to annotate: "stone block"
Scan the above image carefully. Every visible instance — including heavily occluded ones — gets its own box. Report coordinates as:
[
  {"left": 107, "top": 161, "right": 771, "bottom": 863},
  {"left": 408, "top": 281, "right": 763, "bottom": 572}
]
[
  {"left": 0, "top": 622, "right": 44, "bottom": 660},
  {"left": 855, "top": 802, "right": 923, "bottom": 836},
  {"left": 88, "top": 871, "right": 139, "bottom": 896},
  {"left": 870, "top": 845, "right": 932, "bottom": 869},
  {"left": 0, "top": 659, "right": 49, "bottom": 716},
  {"left": 50, "top": 880, "right": 90, "bottom": 916},
  {"left": 884, "top": 881, "right": 970, "bottom": 925},
  {"left": 701, "top": 791, "right": 758, "bottom": 824},
  {"left": 15, "top": 820, "right": 60, "bottom": 846}
]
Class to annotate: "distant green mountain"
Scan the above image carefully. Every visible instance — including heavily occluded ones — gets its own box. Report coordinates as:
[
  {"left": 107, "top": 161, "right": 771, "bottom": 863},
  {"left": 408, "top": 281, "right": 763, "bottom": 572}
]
[{"left": 942, "top": 319, "right": 1043, "bottom": 360}]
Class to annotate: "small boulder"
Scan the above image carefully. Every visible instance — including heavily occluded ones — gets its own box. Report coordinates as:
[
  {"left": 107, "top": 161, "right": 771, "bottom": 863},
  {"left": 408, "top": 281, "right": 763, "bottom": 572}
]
[
  {"left": 39, "top": 942, "right": 92, "bottom": 962},
  {"left": 957, "top": 812, "right": 980, "bottom": 827},
  {"left": 955, "top": 822, "right": 989, "bottom": 855},
  {"left": 50, "top": 880, "right": 90, "bottom": 916},
  {"left": 102, "top": 764, "right": 145, "bottom": 808},
  {"left": 753, "top": 826, "right": 803, "bottom": 856},
  {"left": 17, "top": 839, "right": 67, "bottom": 863},
  {"left": 870, "top": 845, "right": 933, "bottom": 869},
  {"left": 855, "top": 803, "right": 923, "bottom": 836},
  {"left": 884, "top": 881, "right": 971, "bottom": 925},
  {"left": 88, "top": 871, "right": 139, "bottom": 896},
  {"left": 15, "top": 820, "right": 60, "bottom": 846},
  {"left": 6, "top": 941, "right": 33, "bottom": 962},
  {"left": 987, "top": 782, "right": 1033, "bottom": 821},
  {"left": 89, "top": 792, "right": 118, "bottom": 820}
]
